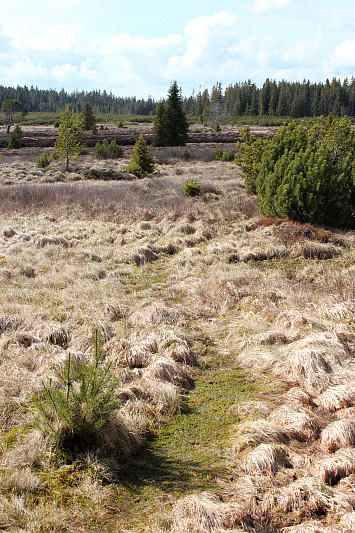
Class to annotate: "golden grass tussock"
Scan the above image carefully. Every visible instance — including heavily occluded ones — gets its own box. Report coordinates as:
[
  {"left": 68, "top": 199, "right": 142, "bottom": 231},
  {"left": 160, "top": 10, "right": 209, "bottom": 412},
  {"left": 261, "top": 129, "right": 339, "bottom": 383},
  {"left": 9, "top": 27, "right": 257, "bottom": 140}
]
[
  {"left": 292, "top": 241, "right": 342, "bottom": 260},
  {"left": 0, "top": 315, "right": 23, "bottom": 334},
  {"left": 242, "top": 443, "right": 292, "bottom": 474},
  {"left": 105, "top": 333, "right": 157, "bottom": 369},
  {"left": 99, "top": 411, "right": 144, "bottom": 454},
  {"left": 315, "top": 385, "right": 355, "bottom": 413},
  {"left": 170, "top": 492, "right": 252, "bottom": 533},
  {"left": 339, "top": 512, "right": 355, "bottom": 532},
  {"left": 129, "top": 301, "right": 184, "bottom": 327},
  {"left": 262, "top": 476, "right": 332, "bottom": 517},
  {"left": 267, "top": 405, "right": 321, "bottom": 442},
  {"left": 0, "top": 430, "right": 47, "bottom": 469},
  {"left": 234, "top": 400, "right": 272, "bottom": 420},
  {"left": 335, "top": 407, "right": 355, "bottom": 419},
  {"left": 281, "top": 523, "right": 329, "bottom": 532},
  {"left": 284, "top": 387, "right": 315, "bottom": 407},
  {"left": 233, "top": 419, "right": 291, "bottom": 452},
  {"left": 143, "top": 356, "right": 192, "bottom": 389},
  {"left": 316, "top": 448, "right": 355, "bottom": 485},
  {"left": 319, "top": 419, "right": 355, "bottom": 453},
  {"left": 142, "top": 378, "right": 182, "bottom": 415},
  {"left": 273, "top": 333, "right": 351, "bottom": 395},
  {"left": 236, "top": 345, "right": 282, "bottom": 371}
]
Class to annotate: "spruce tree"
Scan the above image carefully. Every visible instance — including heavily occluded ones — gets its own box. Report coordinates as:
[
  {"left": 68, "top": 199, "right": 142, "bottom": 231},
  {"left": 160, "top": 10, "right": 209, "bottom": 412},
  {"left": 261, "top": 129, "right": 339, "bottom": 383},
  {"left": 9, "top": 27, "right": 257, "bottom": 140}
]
[
  {"left": 80, "top": 102, "right": 96, "bottom": 131},
  {"left": 153, "top": 82, "right": 189, "bottom": 146},
  {"left": 126, "top": 133, "right": 155, "bottom": 177}
]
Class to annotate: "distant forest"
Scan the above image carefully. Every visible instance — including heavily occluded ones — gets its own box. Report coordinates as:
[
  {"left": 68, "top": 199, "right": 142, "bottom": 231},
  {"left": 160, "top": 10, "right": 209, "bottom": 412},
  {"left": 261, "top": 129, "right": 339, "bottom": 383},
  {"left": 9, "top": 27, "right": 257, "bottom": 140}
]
[{"left": 1, "top": 77, "right": 355, "bottom": 118}]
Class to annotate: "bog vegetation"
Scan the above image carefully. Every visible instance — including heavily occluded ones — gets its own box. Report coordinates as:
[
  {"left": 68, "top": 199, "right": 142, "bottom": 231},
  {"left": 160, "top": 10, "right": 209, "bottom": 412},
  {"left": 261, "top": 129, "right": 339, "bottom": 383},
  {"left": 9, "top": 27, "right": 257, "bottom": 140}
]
[{"left": 0, "top": 82, "right": 354, "bottom": 532}]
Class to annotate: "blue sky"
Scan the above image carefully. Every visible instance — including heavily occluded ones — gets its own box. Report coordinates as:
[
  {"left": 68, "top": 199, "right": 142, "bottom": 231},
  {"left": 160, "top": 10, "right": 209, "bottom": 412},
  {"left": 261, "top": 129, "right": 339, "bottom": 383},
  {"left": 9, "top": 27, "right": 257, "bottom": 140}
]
[{"left": 0, "top": 0, "right": 354, "bottom": 99}]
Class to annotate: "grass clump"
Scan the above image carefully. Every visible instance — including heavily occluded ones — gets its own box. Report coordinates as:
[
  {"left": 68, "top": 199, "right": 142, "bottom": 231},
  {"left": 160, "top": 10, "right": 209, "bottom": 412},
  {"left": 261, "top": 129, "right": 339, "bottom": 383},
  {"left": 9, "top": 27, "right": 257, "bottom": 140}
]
[{"left": 33, "top": 329, "right": 119, "bottom": 452}]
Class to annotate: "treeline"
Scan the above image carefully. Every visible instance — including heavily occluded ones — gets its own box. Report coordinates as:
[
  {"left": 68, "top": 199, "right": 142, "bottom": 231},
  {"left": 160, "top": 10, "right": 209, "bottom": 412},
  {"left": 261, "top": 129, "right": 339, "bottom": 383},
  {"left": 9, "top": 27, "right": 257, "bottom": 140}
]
[
  {"left": 1, "top": 77, "right": 355, "bottom": 118},
  {"left": 184, "top": 78, "right": 355, "bottom": 119},
  {"left": 0, "top": 86, "right": 156, "bottom": 115}
]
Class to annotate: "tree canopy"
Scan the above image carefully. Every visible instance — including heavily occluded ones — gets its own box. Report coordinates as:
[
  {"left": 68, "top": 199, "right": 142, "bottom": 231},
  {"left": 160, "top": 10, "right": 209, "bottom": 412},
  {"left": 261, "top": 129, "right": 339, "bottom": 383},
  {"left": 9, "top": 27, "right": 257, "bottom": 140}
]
[{"left": 1, "top": 99, "right": 22, "bottom": 132}]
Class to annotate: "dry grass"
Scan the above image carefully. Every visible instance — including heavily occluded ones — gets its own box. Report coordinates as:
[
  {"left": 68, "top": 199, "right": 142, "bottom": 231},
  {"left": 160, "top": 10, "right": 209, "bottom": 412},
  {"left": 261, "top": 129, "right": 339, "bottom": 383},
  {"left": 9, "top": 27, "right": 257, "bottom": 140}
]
[
  {"left": 242, "top": 443, "right": 292, "bottom": 474},
  {"left": 315, "top": 385, "right": 355, "bottom": 413},
  {"left": 267, "top": 405, "right": 321, "bottom": 441},
  {"left": 0, "top": 141, "right": 353, "bottom": 532},
  {"left": 319, "top": 419, "right": 355, "bottom": 453},
  {"left": 316, "top": 448, "right": 355, "bottom": 485},
  {"left": 170, "top": 492, "right": 252, "bottom": 533}
]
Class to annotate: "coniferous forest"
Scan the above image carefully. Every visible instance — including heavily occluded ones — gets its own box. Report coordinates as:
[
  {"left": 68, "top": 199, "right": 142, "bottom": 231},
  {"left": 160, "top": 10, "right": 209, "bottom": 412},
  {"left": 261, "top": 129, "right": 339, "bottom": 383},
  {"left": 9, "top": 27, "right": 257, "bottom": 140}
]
[{"left": 1, "top": 77, "right": 354, "bottom": 118}]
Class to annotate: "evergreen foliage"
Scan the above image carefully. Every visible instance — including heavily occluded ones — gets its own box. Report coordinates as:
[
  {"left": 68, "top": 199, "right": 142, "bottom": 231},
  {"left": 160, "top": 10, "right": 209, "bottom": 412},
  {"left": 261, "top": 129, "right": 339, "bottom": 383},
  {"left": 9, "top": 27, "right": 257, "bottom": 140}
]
[
  {"left": 235, "top": 127, "right": 270, "bottom": 194},
  {"left": 37, "top": 151, "right": 51, "bottom": 168},
  {"left": 53, "top": 107, "right": 83, "bottom": 171},
  {"left": 7, "top": 123, "right": 22, "bottom": 149},
  {"left": 214, "top": 145, "right": 235, "bottom": 161},
  {"left": 242, "top": 117, "right": 355, "bottom": 228},
  {"left": 183, "top": 179, "right": 201, "bottom": 197},
  {"left": 33, "top": 329, "right": 119, "bottom": 452},
  {"left": 93, "top": 139, "right": 123, "bottom": 159},
  {"left": 126, "top": 133, "right": 155, "bottom": 177},
  {"left": 1, "top": 98, "right": 22, "bottom": 132},
  {"left": 153, "top": 82, "right": 189, "bottom": 146},
  {"left": 80, "top": 102, "right": 96, "bottom": 131}
]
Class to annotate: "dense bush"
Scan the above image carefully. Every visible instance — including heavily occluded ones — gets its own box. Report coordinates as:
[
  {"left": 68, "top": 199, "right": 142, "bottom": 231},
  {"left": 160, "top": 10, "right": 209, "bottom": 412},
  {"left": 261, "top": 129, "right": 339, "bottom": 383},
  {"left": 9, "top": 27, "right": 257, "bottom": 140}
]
[
  {"left": 93, "top": 139, "right": 123, "bottom": 159},
  {"left": 235, "top": 127, "right": 270, "bottom": 193},
  {"left": 239, "top": 117, "right": 355, "bottom": 228}
]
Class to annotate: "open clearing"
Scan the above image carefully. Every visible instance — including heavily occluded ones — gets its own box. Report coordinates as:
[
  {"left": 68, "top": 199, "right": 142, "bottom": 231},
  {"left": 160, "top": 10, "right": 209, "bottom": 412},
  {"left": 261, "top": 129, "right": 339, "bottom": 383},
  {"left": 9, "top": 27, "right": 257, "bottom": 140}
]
[{"left": 0, "top": 127, "right": 354, "bottom": 532}]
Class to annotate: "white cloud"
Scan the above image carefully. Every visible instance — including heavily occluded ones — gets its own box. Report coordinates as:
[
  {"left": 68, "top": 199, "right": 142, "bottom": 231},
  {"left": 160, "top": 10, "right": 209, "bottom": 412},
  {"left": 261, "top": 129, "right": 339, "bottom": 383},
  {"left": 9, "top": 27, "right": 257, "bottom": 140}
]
[
  {"left": 164, "top": 11, "right": 239, "bottom": 80},
  {"left": 283, "top": 37, "right": 321, "bottom": 67},
  {"left": 0, "top": 57, "right": 49, "bottom": 85},
  {"left": 328, "top": 40, "right": 355, "bottom": 69},
  {"left": 9, "top": 25, "right": 81, "bottom": 53},
  {"left": 253, "top": 0, "right": 293, "bottom": 13},
  {"left": 51, "top": 63, "right": 78, "bottom": 82}
]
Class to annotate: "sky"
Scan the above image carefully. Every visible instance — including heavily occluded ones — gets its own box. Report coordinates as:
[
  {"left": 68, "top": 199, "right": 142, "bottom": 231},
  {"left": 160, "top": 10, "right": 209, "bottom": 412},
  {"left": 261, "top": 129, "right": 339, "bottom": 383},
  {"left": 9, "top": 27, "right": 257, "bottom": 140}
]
[{"left": 0, "top": 0, "right": 354, "bottom": 99}]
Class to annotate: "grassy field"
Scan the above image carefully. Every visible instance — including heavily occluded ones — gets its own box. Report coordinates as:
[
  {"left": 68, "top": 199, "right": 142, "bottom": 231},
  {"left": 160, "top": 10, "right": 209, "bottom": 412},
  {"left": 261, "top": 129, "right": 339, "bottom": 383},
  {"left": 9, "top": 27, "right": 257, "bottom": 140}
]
[{"left": 0, "top": 133, "right": 354, "bottom": 532}]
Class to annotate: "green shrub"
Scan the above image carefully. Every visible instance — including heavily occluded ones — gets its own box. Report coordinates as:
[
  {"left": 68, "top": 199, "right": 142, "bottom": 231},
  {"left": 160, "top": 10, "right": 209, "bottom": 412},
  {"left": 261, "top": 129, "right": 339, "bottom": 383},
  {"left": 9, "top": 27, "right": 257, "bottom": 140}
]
[
  {"left": 214, "top": 145, "right": 224, "bottom": 161},
  {"left": 235, "top": 127, "right": 270, "bottom": 194},
  {"left": 214, "top": 146, "right": 235, "bottom": 161},
  {"left": 181, "top": 149, "right": 191, "bottom": 160},
  {"left": 222, "top": 148, "right": 235, "bottom": 161},
  {"left": 117, "top": 120, "right": 124, "bottom": 128},
  {"left": 53, "top": 121, "right": 60, "bottom": 128},
  {"left": 244, "top": 117, "right": 355, "bottom": 228},
  {"left": 126, "top": 133, "right": 155, "bottom": 177},
  {"left": 37, "top": 151, "right": 51, "bottom": 168},
  {"left": 33, "top": 329, "right": 119, "bottom": 452},
  {"left": 93, "top": 139, "right": 123, "bottom": 159},
  {"left": 183, "top": 178, "right": 201, "bottom": 197},
  {"left": 78, "top": 144, "right": 90, "bottom": 155},
  {"left": 8, "top": 124, "right": 22, "bottom": 149}
]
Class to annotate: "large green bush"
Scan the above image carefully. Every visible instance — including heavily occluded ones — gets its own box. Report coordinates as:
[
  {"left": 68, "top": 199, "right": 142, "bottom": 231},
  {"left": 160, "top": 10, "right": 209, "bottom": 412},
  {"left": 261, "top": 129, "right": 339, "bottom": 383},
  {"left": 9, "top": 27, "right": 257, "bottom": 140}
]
[{"left": 239, "top": 117, "right": 355, "bottom": 228}]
